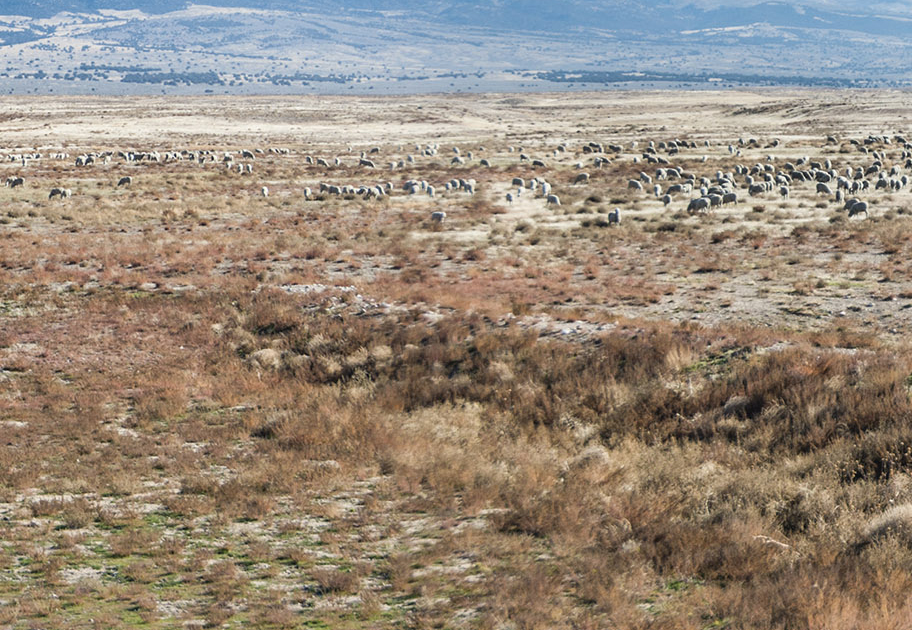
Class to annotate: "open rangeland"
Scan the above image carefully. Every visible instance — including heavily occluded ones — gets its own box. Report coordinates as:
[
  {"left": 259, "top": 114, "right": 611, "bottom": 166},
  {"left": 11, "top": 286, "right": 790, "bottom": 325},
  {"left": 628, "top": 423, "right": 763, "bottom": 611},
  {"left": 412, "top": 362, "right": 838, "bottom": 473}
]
[{"left": 6, "top": 91, "right": 912, "bottom": 629}]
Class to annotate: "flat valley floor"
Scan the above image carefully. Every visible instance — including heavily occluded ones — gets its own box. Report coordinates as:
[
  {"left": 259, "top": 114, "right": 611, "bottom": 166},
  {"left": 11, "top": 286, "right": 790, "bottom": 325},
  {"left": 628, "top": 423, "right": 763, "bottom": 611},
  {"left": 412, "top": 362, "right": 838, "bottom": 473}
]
[{"left": 4, "top": 91, "right": 912, "bottom": 629}]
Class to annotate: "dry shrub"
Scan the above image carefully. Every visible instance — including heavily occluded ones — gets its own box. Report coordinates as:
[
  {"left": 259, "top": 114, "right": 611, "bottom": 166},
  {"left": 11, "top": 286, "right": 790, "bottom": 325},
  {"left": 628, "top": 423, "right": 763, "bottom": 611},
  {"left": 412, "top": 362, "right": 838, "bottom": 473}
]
[
  {"left": 30, "top": 498, "right": 71, "bottom": 518},
  {"left": 214, "top": 478, "right": 276, "bottom": 520},
  {"left": 311, "top": 566, "right": 361, "bottom": 594},
  {"left": 30, "top": 497, "right": 96, "bottom": 528},
  {"left": 384, "top": 552, "right": 414, "bottom": 592},
  {"left": 655, "top": 346, "right": 912, "bottom": 454},
  {"left": 792, "top": 279, "right": 816, "bottom": 295},
  {"left": 693, "top": 254, "right": 733, "bottom": 274},
  {"left": 252, "top": 604, "right": 297, "bottom": 628},
  {"left": 861, "top": 503, "right": 912, "bottom": 547},
  {"left": 109, "top": 528, "right": 159, "bottom": 558},
  {"left": 463, "top": 246, "right": 487, "bottom": 261},
  {"left": 840, "top": 428, "right": 912, "bottom": 483},
  {"left": 205, "top": 603, "right": 234, "bottom": 628},
  {"left": 486, "top": 562, "right": 563, "bottom": 630},
  {"left": 122, "top": 560, "right": 158, "bottom": 584},
  {"left": 179, "top": 475, "right": 219, "bottom": 496},
  {"left": 61, "top": 499, "right": 96, "bottom": 529},
  {"left": 279, "top": 545, "right": 312, "bottom": 567},
  {"left": 247, "top": 397, "right": 388, "bottom": 463},
  {"left": 203, "top": 560, "right": 249, "bottom": 601},
  {"left": 0, "top": 601, "right": 19, "bottom": 626},
  {"left": 244, "top": 288, "right": 305, "bottom": 336},
  {"left": 493, "top": 475, "right": 626, "bottom": 551},
  {"left": 130, "top": 384, "right": 189, "bottom": 427}
]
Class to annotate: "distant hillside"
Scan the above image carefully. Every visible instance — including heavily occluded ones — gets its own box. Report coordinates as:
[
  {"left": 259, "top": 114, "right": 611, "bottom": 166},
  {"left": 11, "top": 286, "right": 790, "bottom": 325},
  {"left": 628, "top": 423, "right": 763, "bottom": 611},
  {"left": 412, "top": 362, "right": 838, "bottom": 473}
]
[
  {"left": 3, "top": 0, "right": 911, "bottom": 33},
  {"left": 0, "top": 0, "right": 908, "bottom": 94},
  {"left": 0, "top": 0, "right": 185, "bottom": 16}
]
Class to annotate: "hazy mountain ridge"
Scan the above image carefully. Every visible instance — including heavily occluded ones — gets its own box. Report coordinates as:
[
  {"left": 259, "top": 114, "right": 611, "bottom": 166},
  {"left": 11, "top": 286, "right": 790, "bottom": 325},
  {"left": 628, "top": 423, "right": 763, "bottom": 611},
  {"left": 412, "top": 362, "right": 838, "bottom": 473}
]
[
  {"left": 0, "top": 0, "right": 908, "bottom": 94},
  {"left": 3, "top": 0, "right": 912, "bottom": 32}
]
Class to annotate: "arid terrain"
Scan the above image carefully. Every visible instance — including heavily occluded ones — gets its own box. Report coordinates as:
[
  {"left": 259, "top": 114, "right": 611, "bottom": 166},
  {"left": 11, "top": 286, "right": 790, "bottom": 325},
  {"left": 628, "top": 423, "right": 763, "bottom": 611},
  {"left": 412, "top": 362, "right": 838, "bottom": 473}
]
[{"left": 5, "top": 90, "right": 912, "bottom": 629}]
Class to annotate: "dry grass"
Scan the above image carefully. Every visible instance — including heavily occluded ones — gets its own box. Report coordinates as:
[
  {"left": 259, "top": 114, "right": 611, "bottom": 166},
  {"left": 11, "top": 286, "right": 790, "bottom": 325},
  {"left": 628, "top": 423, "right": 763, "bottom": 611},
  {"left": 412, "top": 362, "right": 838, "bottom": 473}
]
[{"left": 5, "top": 92, "right": 912, "bottom": 629}]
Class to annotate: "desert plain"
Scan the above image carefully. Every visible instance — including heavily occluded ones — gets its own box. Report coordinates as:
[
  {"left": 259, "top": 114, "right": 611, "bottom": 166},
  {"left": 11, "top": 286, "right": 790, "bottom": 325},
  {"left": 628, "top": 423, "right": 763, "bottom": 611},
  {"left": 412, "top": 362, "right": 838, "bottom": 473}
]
[{"left": 3, "top": 90, "right": 912, "bottom": 629}]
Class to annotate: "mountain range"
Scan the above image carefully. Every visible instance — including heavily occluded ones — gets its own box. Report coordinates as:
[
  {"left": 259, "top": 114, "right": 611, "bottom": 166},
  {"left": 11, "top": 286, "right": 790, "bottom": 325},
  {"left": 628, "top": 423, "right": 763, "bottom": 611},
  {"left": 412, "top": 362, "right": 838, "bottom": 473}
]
[
  {"left": 4, "top": 0, "right": 911, "bottom": 29},
  {"left": 0, "top": 1, "right": 907, "bottom": 94}
]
